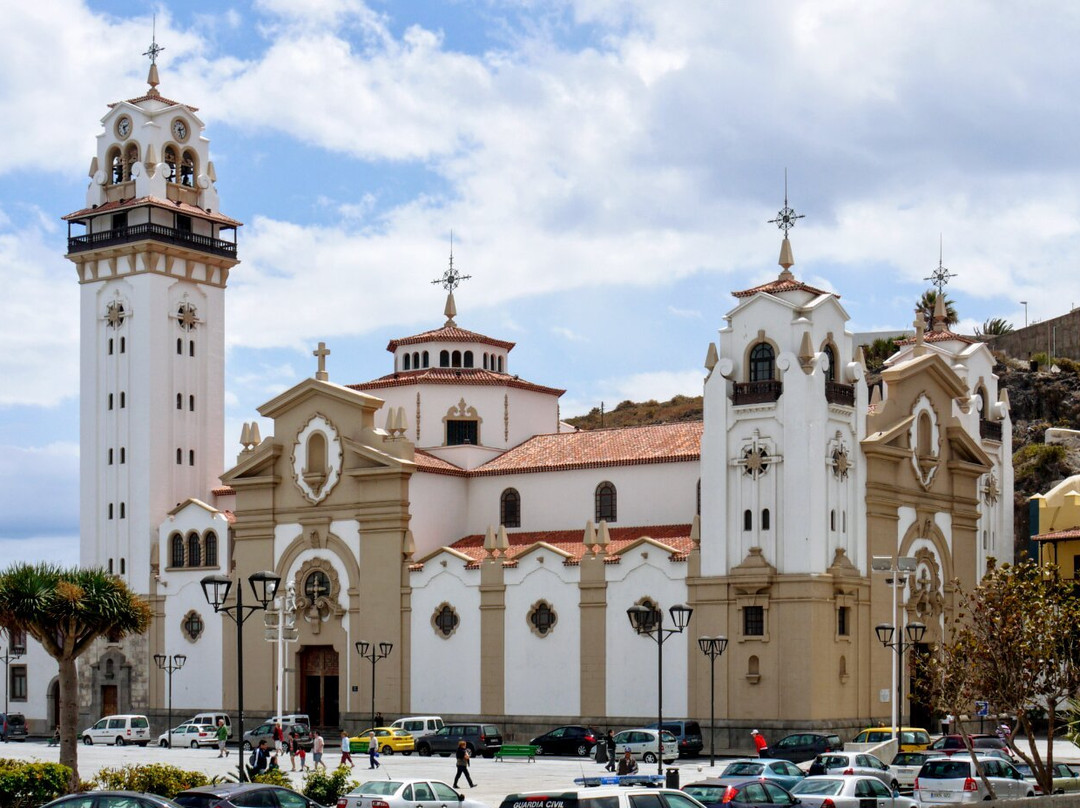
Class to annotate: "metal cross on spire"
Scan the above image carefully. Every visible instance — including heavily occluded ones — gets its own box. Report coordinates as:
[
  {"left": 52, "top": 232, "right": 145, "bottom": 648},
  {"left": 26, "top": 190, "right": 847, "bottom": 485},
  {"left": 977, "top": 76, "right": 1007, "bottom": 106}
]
[
  {"left": 768, "top": 169, "right": 805, "bottom": 235},
  {"left": 431, "top": 231, "right": 472, "bottom": 292},
  {"left": 143, "top": 15, "right": 164, "bottom": 65},
  {"left": 924, "top": 234, "right": 957, "bottom": 294}
]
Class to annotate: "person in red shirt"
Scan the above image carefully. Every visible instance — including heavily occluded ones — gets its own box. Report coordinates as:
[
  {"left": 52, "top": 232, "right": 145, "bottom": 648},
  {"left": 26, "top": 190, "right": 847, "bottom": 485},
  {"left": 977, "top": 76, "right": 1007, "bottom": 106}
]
[{"left": 751, "top": 729, "right": 769, "bottom": 757}]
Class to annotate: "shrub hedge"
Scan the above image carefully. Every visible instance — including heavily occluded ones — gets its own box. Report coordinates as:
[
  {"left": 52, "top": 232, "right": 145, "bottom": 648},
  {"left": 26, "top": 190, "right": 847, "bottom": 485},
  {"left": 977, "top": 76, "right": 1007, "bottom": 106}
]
[{"left": 0, "top": 758, "right": 72, "bottom": 808}]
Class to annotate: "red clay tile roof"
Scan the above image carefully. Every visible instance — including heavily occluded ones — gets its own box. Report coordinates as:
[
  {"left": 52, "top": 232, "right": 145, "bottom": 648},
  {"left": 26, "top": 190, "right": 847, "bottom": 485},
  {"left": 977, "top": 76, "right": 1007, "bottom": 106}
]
[
  {"left": 896, "top": 329, "right": 977, "bottom": 346},
  {"left": 1034, "top": 528, "right": 1080, "bottom": 541},
  {"left": 211, "top": 486, "right": 236, "bottom": 496},
  {"left": 468, "top": 422, "right": 702, "bottom": 476},
  {"left": 443, "top": 524, "right": 694, "bottom": 568},
  {"left": 733, "top": 277, "right": 836, "bottom": 299},
  {"left": 63, "top": 196, "right": 243, "bottom": 227},
  {"left": 387, "top": 325, "right": 515, "bottom": 352},
  {"left": 350, "top": 368, "right": 565, "bottom": 397},
  {"left": 413, "top": 450, "right": 468, "bottom": 476},
  {"left": 110, "top": 93, "right": 198, "bottom": 111}
]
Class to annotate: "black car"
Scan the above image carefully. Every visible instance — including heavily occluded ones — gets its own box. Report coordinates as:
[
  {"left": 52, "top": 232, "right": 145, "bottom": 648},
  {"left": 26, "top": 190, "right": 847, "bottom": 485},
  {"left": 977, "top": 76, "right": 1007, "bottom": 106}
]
[
  {"left": 531, "top": 725, "right": 598, "bottom": 757},
  {"left": 769, "top": 732, "right": 843, "bottom": 764},
  {"left": 416, "top": 723, "right": 503, "bottom": 758},
  {"left": 648, "top": 720, "right": 704, "bottom": 757},
  {"left": 684, "top": 780, "right": 799, "bottom": 808},
  {"left": 0, "top": 711, "right": 27, "bottom": 742},
  {"left": 175, "top": 784, "right": 326, "bottom": 808},
  {"left": 43, "top": 793, "right": 182, "bottom": 808}
]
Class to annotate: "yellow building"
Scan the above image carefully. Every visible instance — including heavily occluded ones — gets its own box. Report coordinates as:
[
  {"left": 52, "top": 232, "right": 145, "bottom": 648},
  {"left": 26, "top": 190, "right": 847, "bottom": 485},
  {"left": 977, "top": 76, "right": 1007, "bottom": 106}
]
[{"left": 1031, "top": 475, "right": 1080, "bottom": 580}]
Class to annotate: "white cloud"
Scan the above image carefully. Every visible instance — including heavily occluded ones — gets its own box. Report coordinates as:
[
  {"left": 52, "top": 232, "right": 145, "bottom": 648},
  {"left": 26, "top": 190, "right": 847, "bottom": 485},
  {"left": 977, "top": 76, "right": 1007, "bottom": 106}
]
[
  {"left": 668, "top": 306, "right": 701, "bottom": 319},
  {"left": 0, "top": 442, "right": 79, "bottom": 539},
  {"left": 0, "top": 536, "right": 80, "bottom": 567},
  {"left": 551, "top": 326, "right": 586, "bottom": 341}
]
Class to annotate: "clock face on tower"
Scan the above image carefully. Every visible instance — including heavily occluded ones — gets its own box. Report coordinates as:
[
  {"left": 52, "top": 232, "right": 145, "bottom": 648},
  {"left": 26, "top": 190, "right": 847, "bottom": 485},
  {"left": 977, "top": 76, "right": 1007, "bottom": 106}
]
[
  {"left": 172, "top": 118, "right": 189, "bottom": 142},
  {"left": 115, "top": 116, "right": 131, "bottom": 139}
]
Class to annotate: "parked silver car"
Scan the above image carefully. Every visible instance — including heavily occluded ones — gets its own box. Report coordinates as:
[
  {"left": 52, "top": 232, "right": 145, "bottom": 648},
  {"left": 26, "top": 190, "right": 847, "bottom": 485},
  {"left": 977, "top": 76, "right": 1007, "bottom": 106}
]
[
  {"left": 809, "top": 751, "right": 897, "bottom": 790},
  {"left": 913, "top": 754, "right": 1035, "bottom": 804},
  {"left": 339, "top": 779, "right": 487, "bottom": 808},
  {"left": 613, "top": 728, "right": 678, "bottom": 764}
]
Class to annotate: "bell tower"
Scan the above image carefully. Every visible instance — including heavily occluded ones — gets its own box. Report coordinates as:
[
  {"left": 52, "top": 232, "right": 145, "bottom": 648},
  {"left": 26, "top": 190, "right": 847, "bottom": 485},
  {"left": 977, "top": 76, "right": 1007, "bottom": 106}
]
[{"left": 65, "top": 43, "right": 239, "bottom": 592}]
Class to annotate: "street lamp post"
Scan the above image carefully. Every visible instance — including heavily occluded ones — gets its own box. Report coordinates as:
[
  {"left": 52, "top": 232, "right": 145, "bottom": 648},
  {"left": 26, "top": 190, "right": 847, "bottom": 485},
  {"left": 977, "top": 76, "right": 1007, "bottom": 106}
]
[
  {"left": 871, "top": 555, "right": 920, "bottom": 743},
  {"left": 202, "top": 570, "right": 281, "bottom": 782},
  {"left": 355, "top": 641, "right": 393, "bottom": 729},
  {"left": 627, "top": 602, "right": 693, "bottom": 776},
  {"left": 152, "top": 653, "right": 187, "bottom": 747},
  {"left": 875, "top": 620, "right": 926, "bottom": 731},
  {"left": 698, "top": 635, "right": 728, "bottom": 768}
]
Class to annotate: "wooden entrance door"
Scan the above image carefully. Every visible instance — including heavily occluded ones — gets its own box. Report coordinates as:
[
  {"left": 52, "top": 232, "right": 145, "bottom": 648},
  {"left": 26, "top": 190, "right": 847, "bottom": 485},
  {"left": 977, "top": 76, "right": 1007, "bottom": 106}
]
[
  {"left": 299, "top": 646, "right": 340, "bottom": 728},
  {"left": 49, "top": 679, "right": 61, "bottom": 729},
  {"left": 101, "top": 684, "right": 118, "bottom": 717}
]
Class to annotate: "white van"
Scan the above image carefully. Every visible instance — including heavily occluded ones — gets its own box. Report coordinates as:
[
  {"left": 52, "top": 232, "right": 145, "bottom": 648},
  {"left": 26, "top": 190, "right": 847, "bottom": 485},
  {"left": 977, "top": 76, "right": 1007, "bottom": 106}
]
[
  {"left": 190, "top": 712, "right": 232, "bottom": 737},
  {"left": 267, "top": 713, "right": 310, "bottom": 728},
  {"left": 390, "top": 716, "right": 444, "bottom": 736},
  {"left": 81, "top": 714, "right": 151, "bottom": 746}
]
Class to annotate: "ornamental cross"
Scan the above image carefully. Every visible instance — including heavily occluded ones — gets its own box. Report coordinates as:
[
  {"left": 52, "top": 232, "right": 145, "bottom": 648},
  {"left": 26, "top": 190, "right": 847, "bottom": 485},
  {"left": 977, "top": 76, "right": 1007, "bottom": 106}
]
[
  {"left": 143, "top": 15, "right": 164, "bottom": 65},
  {"left": 768, "top": 170, "right": 805, "bottom": 235},
  {"left": 925, "top": 236, "right": 956, "bottom": 294},
  {"left": 313, "top": 342, "right": 330, "bottom": 380},
  {"left": 730, "top": 430, "right": 782, "bottom": 480},
  {"left": 431, "top": 232, "right": 472, "bottom": 292}
]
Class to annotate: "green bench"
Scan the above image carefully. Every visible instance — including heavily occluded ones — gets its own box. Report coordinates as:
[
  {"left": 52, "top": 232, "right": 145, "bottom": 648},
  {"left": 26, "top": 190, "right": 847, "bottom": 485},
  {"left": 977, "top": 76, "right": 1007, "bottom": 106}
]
[{"left": 495, "top": 744, "right": 539, "bottom": 762}]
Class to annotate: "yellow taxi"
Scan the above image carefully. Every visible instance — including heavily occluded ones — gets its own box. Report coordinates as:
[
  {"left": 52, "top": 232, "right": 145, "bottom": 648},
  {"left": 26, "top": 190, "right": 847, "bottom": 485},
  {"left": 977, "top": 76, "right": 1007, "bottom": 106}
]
[
  {"left": 350, "top": 726, "right": 415, "bottom": 755},
  {"left": 851, "top": 726, "right": 931, "bottom": 752}
]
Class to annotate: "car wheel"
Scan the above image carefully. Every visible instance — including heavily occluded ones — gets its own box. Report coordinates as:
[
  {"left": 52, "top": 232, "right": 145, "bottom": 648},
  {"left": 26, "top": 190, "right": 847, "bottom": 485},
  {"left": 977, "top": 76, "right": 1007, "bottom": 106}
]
[
  {"left": 83, "top": 736, "right": 93, "bottom": 746},
  {"left": 191, "top": 740, "right": 200, "bottom": 749},
  {"left": 643, "top": 752, "right": 657, "bottom": 763},
  {"left": 576, "top": 744, "right": 590, "bottom": 757},
  {"left": 160, "top": 739, "right": 169, "bottom": 748},
  {"left": 403, "top": 751, "right": 412, "bottom": 756},
  {"left": 418, "top": 744, "right": 431, "bottom": 756},
  {"left": 115, "top": 736, "right": 126, "bottom": 746},
  {"left": 381, "top": 745, "right": 394, "bottom": 755},
  {"left": 536, "top": 744, "right": 546, "bottom": 756}
]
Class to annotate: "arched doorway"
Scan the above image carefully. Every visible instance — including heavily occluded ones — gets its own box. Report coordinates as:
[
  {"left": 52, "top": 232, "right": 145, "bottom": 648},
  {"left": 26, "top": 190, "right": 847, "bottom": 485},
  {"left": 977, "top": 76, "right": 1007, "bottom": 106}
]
[
  {"left": 299, "top": 645, "right": 340, "bottom": 728},
  {"left": 49, "top": 678, "right": 61, "bottom": 730}
]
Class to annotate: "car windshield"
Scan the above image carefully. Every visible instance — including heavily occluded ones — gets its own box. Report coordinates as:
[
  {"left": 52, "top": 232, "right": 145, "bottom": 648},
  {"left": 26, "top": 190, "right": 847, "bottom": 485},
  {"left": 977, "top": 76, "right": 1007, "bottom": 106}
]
[
  {"left": 723, "top": 763, "right": 763, "bottom": 777},
  {"left": 684, "top": 786, "right": 726, "bottom": 803},
  {"left": 352, "top": 781, "right": 403, "bottom": 795},
  {"left": 173, "top": 796, "right": 216, "bottom": 808},
  {"left": 661, "top": 731, "right": 677, "bottom": 743},
  {"left": 819, "top": 756, "right": 848, "bottom": 769},
  {"left": 1016, "top": 764, "right": 1033, "bottom": 776},
  {"left": 791, "top": 780, "right": 843, "bottom": 796}
]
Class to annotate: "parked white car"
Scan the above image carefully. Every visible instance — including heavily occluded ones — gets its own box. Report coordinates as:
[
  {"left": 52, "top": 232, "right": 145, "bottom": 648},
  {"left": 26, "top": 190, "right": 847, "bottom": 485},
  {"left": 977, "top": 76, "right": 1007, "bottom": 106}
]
[
  {"left": 889, "top": 752, "right": 932, "bottom": 794},
  {"left": 809, "top": 751, "right": 897, "bottom": 790},
  {"left": 81, "top": 714, "right": 151, "bottom": 746},
  {"left": 339, "top": 779, "right": 487, "bottom": 808},
  {"left": 913, "top": 754, "right": 1035, "bottom": 804},
  {"left": 157, "top": 723, "right": 217, "bottom": 749},
  {"left": 791, "top": 775, "right": 917, "bottom": 808},
  {"left": 613, "top": 728, "right": 678, "bottom": 764}
]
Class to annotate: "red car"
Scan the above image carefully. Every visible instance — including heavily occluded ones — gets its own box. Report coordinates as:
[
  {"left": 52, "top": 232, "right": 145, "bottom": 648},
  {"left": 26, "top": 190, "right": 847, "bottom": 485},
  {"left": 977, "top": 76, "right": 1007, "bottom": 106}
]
[{"left": 926, "top": 734, "right": 1009, "bottom": 756}]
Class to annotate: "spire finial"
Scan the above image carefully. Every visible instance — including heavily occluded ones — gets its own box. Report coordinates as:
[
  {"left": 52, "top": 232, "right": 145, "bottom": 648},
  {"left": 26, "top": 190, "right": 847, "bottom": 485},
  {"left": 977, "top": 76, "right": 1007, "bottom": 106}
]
[
  {"left": 769, "top": 169, "right": 804, "bottom": 277},
  {"left": 143, "top": 14, "right": 164, "bottom": 94},
  {"left": 924, "top": 234, "right": 957, "bottom": 295},
  {"left": 432, "top": 231, "right": 471, "bottom": 326}
]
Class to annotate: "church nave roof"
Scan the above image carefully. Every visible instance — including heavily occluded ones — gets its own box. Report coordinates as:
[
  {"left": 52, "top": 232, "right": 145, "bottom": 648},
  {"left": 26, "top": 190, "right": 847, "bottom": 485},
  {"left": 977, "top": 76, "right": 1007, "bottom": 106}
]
[
  {"left": 386, "top": 324, "right": 515, "bottom": 352},
  {"left": 349, "top": 367, "right": 565, "bottom": 396}
]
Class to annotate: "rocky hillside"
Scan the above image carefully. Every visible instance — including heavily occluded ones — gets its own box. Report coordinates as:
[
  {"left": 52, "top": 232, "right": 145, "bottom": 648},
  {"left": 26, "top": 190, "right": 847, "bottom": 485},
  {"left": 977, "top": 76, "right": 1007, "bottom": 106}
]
[{"left": 565, "top": 356, "right": 1080, "bottom": 559}]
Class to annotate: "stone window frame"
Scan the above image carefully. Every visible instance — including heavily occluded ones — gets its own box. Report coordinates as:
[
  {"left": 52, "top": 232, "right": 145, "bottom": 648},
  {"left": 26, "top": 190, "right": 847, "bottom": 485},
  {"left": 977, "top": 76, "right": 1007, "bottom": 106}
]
[
  {"left": 736, "top": 595, "right": 771, "bottom": 643},
  {"left": 431, "top": 602, "right": 460, "bottom": 639},
  {"left": 527, "top": 599, "right": 558, "bottom": 638}
]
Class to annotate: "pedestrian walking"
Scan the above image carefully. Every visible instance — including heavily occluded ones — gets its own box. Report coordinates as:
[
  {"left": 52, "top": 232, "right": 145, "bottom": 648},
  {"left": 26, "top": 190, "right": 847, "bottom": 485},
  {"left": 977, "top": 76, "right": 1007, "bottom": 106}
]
[
  {"left": 312, "top": 730, "right": 325, "bottom": 770},
  {"left": 453, "top": 739, "right": 475, "bottom": 788},
  {"left": 751, "top": 729, "right": 769, "bottom": 757},
  {"left": 216, "top": 719, "right": 229, "bottom": 758},
  {"left": 375, "top": 711, "right": 384, "bottom": 726},
  {"left": 247, "top": 739, "right": 270, "bottom": 779},
  {"left": 272, "top": 722, "right": 285, "bottom": 755},
  {"left": 604, "top": 729, "right": 616, "bottom": 771},
  {"left": 340, "top": 729, "right": 355, "bottom": 768},
  {"left": 368, "top": 730, "right": 380, "bottom": 769},
  {"left": 287, "top": 729, "right": 299, "bottom": 771}
]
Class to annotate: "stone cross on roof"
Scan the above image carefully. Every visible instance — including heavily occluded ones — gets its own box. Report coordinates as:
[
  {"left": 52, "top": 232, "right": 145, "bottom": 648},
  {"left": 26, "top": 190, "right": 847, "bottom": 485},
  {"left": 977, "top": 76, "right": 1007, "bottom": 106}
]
[
  {"left": 313, "top": 342, "right": 330, "bottom": 381},
  {"left": 913, "top": 309, "right": 926, "bottom": 356}
]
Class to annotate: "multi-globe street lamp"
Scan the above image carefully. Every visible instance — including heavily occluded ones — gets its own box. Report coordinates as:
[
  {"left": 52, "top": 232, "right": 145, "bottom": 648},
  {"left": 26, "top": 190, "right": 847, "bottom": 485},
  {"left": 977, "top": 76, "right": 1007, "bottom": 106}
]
[
  {"left": 697, "top": 635, "right": 728, "bottom": 767},
  {"left": 201, "top": 570, "right": 281, "bottom": 781},
  {"left": 627, "top": 602, "right": 693, "bottom": 776},
  {"left": 152, "top": 653, "right": 187, "bottom": 746},
  {"left": 355, "top": 641, "right": 393, "bottom": 729},
  {"left": 871, "top": 555, "right": 924, "bottom": 744}
]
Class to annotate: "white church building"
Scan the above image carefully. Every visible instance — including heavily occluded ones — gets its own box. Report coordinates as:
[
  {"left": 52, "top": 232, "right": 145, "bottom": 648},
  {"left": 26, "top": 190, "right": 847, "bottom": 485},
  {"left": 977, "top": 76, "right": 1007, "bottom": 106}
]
[{"left": 10, "top": 58, "right": 1014, "bottom": 746}]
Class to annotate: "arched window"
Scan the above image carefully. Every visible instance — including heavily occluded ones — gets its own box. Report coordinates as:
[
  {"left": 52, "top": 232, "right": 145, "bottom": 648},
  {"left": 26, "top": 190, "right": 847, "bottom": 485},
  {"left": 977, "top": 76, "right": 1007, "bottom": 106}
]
[
  {"left": 163, "top": 146, "right": 178, "bottom": 183},
  {"left": 187, "top": 532, "right": 201, "bottom": 567},
  {"left": 306, "top": 432, "right": 328, "bottom": 480},
  {"left": 109, "top": 339, "right": 114, "bottom": 356},
  {"left": 483, "top": 353, "right": 489, "bottom": 370},
  {"left": 108, "top": 147, "right": 123, "bottom": 184},
  {"left": 119, "top": 502, "right": 125, "bottom": 519},
  {"left": 177, "top": 337, "right": 182, "bottom": 355},
  {"left": 304, "top": 570, "right": 331, "bottom": 600},
  {"left": 108, "top": 449, "right": 114, "bottom": 465},
  {"left": 120, "top": 448, "right": 125, "bottom": 464},
  {"left": 176, "top": 448, "right": 182, "bottom": 464},
  {"left": 108, "top": 393, "right": 114, "bottom": 409},
  {"left": 177, "top": 393, "right": 183, "bottom": 410},
  {"left": 120, "top": 337, "right": 125, "bottom": 354},
  {"left": 180, "top": 150, "right": 197, "bottom": 187},
  {"left": 439, "top": 350, "right": 450, "bottom": 367},
  {"left": 696, "top": 479, "right": 701, "bottom": 515},
  {"left": 830, "top": 509, "right": 837, "bottom": 531},
  {"left": 500, "top": 488, "right": 521, "bottom": 528},
  {"left": 189, "top": 340, "right": 195, "bottom": 357},
  {"left": 762, "top": 508, "right": 770, "bottom": 530},
  {"left": 403, "top": 353, "right": 411, "bottom": 370},
  {"left": 917, "top": 412, "right": 933, "bottom": 457},
  {"left": 123, "top": 143, "right": 139, "bottom": 181},
  {"left": 188, "top": 450, "right": 195, "bottom": 466},
  {"left": 463, "top": 351, "right": 474, "bottom": 368},
  {"left": 749, "top": 342, "right": 775, "bottom": 382},
  {"left": 823, "top": 345, "right": 837, "bottom": 382},
  {"left": 422, "top": 351, "right": 429, "bottom": 368},
  {"left": 595, "top": 482, "right": 617, "bottom": 522},
  {"left": 108, "top": 504, "right": 114, "bottom": 520},
  {"left": 189, "top": 395, "right": 195, "bottom": 411},
  {"left": 171, "top": 534, "right": 184, "bottom": 568},
  {"left": 497, "top": 356, "right": 504, "bottom": 373},
  {"left": 120, "top": 392, "right": 126, "bottom": 408},
  {"left": 743, "top": 509, "right": 752, "bottom": 531},
  {"left": 204, "top": 531, "right": 218, "bottom": 567},
  {"left": 120, "top": 557, "right": 126, "bottom": 575},
  {"left": 413, "top": 351, "right": 420, "bottom": 369},
  {"left": 452, "top": 350, "right": 462, "bottom": 367}
]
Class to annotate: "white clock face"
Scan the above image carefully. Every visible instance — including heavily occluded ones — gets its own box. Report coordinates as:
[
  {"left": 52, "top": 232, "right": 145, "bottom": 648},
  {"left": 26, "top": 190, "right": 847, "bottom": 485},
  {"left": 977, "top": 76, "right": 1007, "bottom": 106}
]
[
  {"left": 116, "top": 116, "right": 131, "bottom": 138},
  {"left": 172, "top": 119, "right": 189, "bottom": 141}
]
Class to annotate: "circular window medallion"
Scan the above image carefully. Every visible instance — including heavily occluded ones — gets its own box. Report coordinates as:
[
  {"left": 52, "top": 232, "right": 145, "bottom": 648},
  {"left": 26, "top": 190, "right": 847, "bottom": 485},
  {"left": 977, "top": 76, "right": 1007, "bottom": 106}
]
[
  {"left": 182, "top": 610, "right": 204, "bottom": 643},
  {"left": 527, "top": 600, "right": 557, "bottom": 637},
  {"left": 105, "top": 300, "right": 127, "bottom": 328},
  {"left": 432, "top": 603, "right": 459, "bottom": 638}
]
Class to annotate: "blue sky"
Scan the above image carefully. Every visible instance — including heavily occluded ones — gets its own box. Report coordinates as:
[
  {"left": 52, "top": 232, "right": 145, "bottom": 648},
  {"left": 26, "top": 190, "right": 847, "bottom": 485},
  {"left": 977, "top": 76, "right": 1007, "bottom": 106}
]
[{"left": 1, "top": 0, "right": 1076, "bottom": 564}]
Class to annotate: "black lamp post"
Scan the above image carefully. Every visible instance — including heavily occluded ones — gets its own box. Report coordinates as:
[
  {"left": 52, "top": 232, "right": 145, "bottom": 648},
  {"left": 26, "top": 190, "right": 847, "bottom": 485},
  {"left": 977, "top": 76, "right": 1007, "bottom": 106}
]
[
  {"left": 153, "top": 653, "right": 187, "bottom": 747},
  {"left": 202, "top": 570, "right": 281, "bottom": 781},
  {"left": 355, "top": 641, "right": 393, "bottom": 729},
  {"left": 875, "top": 621, "right": 927, "bottom": 731},
  {"left": 697, "top": 635, "right": 728, "bottom": 767},
  {"left": 627, "top": 602, "right": 693, "bottom": 775}
]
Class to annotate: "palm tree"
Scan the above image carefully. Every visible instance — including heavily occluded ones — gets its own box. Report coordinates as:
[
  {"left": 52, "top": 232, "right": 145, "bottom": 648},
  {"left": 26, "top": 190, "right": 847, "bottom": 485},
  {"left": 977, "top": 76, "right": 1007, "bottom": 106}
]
[
  {"left": 0, "top": 564, "right": 151, "bottom": 788},
  {"left": 976, "top": 317, "right": 1015, "bottom": 337},
  {"left": 917, "top": 290, "right": 958, "bottom": 327}
]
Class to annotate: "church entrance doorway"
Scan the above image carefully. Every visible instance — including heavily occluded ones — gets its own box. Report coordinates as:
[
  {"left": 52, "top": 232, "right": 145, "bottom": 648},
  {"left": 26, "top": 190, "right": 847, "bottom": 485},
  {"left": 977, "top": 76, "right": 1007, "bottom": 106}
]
[
  {"left": 101, "top": 684, "right": 118, "bottom": 717},
  {"left": 299, "top": 645, "right": 339, "bottom": 728},
  {"left": 49, "top": 679, "right": 61, "bottom": 730}
]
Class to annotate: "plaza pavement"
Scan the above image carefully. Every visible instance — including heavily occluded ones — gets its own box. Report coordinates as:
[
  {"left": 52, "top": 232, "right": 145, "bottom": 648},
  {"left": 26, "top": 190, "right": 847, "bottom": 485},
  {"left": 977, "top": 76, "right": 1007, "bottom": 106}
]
[{"left": 2, "top": 738, "right": 1078, "bottom": 807}]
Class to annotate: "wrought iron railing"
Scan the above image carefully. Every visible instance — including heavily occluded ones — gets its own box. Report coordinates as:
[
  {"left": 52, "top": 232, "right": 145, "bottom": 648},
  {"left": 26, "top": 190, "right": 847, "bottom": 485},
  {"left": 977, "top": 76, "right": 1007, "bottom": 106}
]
[
  {"left": 825, "top": 381, "right": 855, "bottom": 406},
  {"left": 732, "top": 380, "right": 783, "bottom": 405},
  {"left": 980, "top": 419, "right": 1003, "bottom": 441},
  {"left": 68, "top": 223, "right": 236, "bottom": 258}
]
